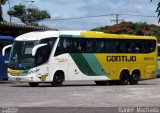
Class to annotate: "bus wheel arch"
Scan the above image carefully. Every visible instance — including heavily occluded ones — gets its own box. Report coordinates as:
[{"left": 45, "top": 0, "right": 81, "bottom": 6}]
[
  {"left": 129, "top": 69, "right": 140, "bottom": 85},
  {"left": 51, "top": 70, "right": 65, "bottom": 87},
  {"left": 119, "top": 69, "right": 130, "bottom": 85}
]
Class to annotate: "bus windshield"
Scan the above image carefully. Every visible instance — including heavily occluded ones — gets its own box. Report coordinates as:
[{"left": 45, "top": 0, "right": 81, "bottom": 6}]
[{"left": 9, "top": 41, "right": 39, "bottom": 70}]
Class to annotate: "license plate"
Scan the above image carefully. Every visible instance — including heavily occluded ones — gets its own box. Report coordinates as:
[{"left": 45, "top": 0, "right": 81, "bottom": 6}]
[{"left": 16, "top": 78, "right": 21, "bottom": 81}]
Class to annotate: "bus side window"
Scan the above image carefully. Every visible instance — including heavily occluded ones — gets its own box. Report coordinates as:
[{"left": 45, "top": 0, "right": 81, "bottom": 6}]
[
  {"left": 86, "top": 40, "right": 94, "bottom": 53},
  {"left": 95, "top": 41, "right": 106, "bottom": 53},
  {"left": 135, "top": 41, "right": 142, "bottom": 53},
  {"left": 145, "top": 41, "right": 156, "bottom": 53},
  {"left": 72, "top": 39, "right": 77, "bottom": 52},
  {"left": 36, "top": 46, "right": 48, "bottom": 66},
  {"left": 115, "top": 41, "right": 122, "bottom": 53},
  {"left": 123, "top": 42, "right": 131, "bottom": 53},
  {"left": 130, "top": 42, "right": 135, "bottom": 53},
  {"left": 105, "top": 41, "right": 116, "bottom": 53},
  {"left": 55, "top": 39, "right": 66, "bottom": 56},
  {"left": 72, "top": 39, "right": 86, "bottom": 53},
  {"left": 41, "top": 38, "right": 56, "bottom": 52},
  {"left": 80, "top": 40, "right": 86, "bottom": 52},
  {"left": 55, "top": 38, "right": 72, "bottom": 56},
  {"left": 158, "top": 46, "right": 160, "bottom": 56},
  {"left": 55, "top": 42, "right": 61, "bottom": 56},
  {"left": 74, "top": 40, "right": 80, "bottom": 51},
  {"left": 63, "top": 39, "right": 71, "bottom": 52}
]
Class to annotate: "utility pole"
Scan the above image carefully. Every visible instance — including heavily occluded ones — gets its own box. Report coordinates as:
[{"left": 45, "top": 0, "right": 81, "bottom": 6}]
[{"left": 111, "top": 14, "right": 124, "bottom": 24}]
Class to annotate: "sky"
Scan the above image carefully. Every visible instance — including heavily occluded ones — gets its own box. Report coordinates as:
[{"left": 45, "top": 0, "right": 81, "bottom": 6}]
[{"left": 2, "top": 0, "right": 160, "bottom": 30}]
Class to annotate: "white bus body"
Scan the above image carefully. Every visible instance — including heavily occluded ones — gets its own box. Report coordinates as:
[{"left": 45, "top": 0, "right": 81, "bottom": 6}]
[{"left": 4, "top": 31, "right": 157, "bottom": 86}]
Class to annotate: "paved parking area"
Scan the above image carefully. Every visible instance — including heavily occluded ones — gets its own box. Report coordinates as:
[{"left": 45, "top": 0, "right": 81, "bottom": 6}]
[{"left": 0, "top": 78, "right": 160, "bottom": 108}]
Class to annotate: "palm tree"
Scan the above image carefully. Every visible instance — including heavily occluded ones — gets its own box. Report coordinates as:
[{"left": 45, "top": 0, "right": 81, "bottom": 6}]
[{"left": 0, "top": 0, "right": 7, "bottom": 21}]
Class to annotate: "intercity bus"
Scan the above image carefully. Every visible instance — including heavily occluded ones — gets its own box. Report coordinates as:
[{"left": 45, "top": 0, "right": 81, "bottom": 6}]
[
  {"left": 2, "top": 31, "right": 157, "bottom": 86},
  {"left": 0, "top": 36, "right": 13, "bottom": 80}
]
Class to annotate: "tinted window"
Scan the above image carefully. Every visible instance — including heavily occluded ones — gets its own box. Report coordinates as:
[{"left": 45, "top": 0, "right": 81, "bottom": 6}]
[
  {"left": 95, "top": 41, "right": 106, "bottom": 53},
  {"left": 0, "top": 40, "right": 13, "bottom": 53},
  {"left": 144, "top": 40, "right": 156, "bottom": 53},
  {"left": 55, "top": 38, "right": 156, "bottom": 55},
  {"left": 36, "top": 38, "right": 56, "bottom": 66}
]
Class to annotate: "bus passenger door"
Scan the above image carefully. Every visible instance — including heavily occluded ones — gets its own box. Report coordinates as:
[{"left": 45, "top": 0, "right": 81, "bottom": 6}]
[
  {"left": 35, "top": 46, "right": 50, "bottom": 82},
  {"left": 51, "top": 54, "right": 69, "bottom": 80}
]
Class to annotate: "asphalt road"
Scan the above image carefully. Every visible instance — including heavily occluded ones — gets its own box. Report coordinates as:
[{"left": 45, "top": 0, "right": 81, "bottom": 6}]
[{"left": 0, "top": 79, "right": 160, "bottom": 113}]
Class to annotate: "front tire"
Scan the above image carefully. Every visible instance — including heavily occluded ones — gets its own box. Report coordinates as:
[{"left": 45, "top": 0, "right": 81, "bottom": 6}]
[{"left": 51, "top": 72, "right": 64, "bottom": 87}]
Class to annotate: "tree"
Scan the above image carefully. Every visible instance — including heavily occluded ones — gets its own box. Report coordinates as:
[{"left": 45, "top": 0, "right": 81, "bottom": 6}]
[
  {"left": 91, "top": 21, "right": 160, "bottom": 37},
  {"left": 8, "top": 5, "right": 51, "bottom": 25},
  {"left": 0, "top": 0, "right": 7, "bottom": 21},
  {"left": 151, "top": 0, "right": 160, "bottom": 23}
]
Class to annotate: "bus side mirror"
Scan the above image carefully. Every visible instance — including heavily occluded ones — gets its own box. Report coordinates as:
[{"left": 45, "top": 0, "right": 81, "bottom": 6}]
[
  {"left": 2, "top": 44, "right": 12, "bottom": 56},
  {"left": 32, "top": 43, "right": 47, "bottom": 56}
]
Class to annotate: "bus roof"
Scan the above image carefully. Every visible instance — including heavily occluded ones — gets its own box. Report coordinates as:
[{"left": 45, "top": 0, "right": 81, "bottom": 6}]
[
  {"left": 61, "top": 31, "right": 156, "bottom": 40},
  {"left": 15, "top": 31, "right": 83, "bottom": 41},
  {"left": 79, "top": 31, "right": 156, "bottom": 40},
  {"left": 15, "top": 31, "right": 156, "bottom": 41},
  {"left": 0, "top": 35, "right": 14, "bottom": 40},
  {"left": 15, "top": 31, "right": 59, "bottom": 41}
]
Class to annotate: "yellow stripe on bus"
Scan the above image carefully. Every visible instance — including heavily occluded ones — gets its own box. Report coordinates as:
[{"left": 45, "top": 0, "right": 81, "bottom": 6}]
[{"left": 8, "top": 68, "right": 20, "bottom": 74}]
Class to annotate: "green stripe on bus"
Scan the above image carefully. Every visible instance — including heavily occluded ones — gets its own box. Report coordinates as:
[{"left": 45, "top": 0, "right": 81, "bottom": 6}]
[
  {"left": 82, "top": 54, "right": 109, "bottom": 76},
  {"left": 70, "top": 53, "right": 97, "bottom": 75},
  {"left": 60, "top": 35, "right": 84, "bottom": 38}
]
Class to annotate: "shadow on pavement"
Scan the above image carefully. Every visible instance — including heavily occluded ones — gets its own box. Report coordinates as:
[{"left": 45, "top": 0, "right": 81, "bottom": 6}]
[
  {"left": 0, "top": 81, "right": 11, "bottom": 84},
  {"left": 9, "top": 82, "right": 157, "bottom": 88}
]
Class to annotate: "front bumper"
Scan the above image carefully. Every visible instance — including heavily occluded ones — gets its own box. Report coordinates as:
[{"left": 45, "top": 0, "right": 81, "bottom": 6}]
[
  {"left": 8, "top": 74, "right": 35, "bottom": 82},
  {"left": 8, "top": 68, "right": 38, "bottom": 82}
]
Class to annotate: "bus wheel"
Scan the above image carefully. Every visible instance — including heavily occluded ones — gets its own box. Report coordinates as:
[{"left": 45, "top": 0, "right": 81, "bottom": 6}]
[
  {"left": 129, "top": 71, "right": 140, "bottom": 85},
  {"left": 119, "top": 71, "right": 129, "bottom": 85},
  {"left": 95, "top": 81, "right": 107, "bottom": 85},
  {"left": 29, "top": 82, "right": 39, "bottom": 87},
  {"left": 51, "top": 72, "right": 64, "bottom": 87}
]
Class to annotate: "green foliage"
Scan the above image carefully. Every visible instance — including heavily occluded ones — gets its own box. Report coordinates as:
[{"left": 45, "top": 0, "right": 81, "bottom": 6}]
[
  {"left": 8, "top": 5, "right": 26, "bottom": 18},
  {"left": 91, "top": 27, "right": 105, "bottom": 32},
  {"left": 0, "top": 0, "right": 7, "bottom": 5},
  {"left": 8, "top": 5, "right": 51, "bottom": 25}
]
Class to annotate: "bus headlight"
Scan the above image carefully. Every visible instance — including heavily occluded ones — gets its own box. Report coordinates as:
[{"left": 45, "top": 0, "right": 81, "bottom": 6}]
[
  {"left": 28, "top": 70, "right": 36, "bottom": 75},
  {"left": 27, "top": 68, "right": 39, "bottom": 75}
]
